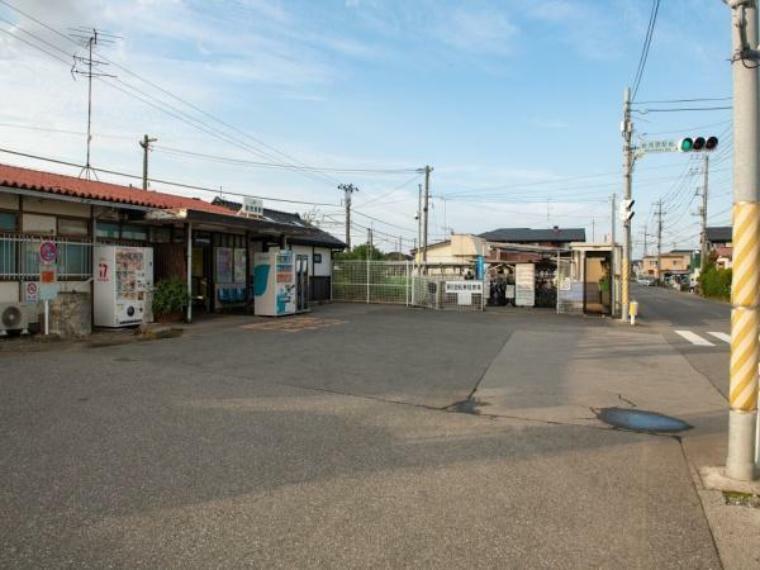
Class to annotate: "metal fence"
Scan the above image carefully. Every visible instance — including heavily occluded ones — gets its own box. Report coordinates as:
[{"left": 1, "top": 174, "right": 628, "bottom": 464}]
[
  {"left": 0, "top": 234, "right": 93, "bottom": 280},
  {"left": 331, "top": 260, "right": 485, "bottom": 311}
]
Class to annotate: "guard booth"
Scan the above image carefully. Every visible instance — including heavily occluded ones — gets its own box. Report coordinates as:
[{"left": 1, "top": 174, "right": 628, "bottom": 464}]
[{"left": 557, "top": 243, "right": 621, "bottom": 317}]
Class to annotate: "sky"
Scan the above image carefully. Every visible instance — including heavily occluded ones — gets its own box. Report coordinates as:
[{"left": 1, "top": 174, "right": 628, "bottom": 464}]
[{"left": 0, "top": 0, "right": 737, "bottom": 256}]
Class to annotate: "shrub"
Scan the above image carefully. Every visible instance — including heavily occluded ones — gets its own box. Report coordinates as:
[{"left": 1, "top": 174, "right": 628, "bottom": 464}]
[
  {"left": 698, "top": 264, "right": 731, "bottom": 300},
  {"left": 152, "top": 278, "right": 189, "bottom": 317}
]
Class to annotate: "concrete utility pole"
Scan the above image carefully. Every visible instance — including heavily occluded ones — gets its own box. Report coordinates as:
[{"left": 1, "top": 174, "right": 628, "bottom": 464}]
[
  {"left": 417, "top": 183, "right": 423, "bottom": 262},
  {"left": 610, "top": 194, "right": 616, "bottom": 317},
  {"left": 591, "top": 218, "right": 596, "bottom": 242},
  {"left": 656, "top": 200, "right": 663, "bottom": 283},
  {"left": 621, "top": 87, "right": 634, "bottom": 321},
  {"left": 422, "top": 166, "right": 432, "bottom": 268},
  {"left": 338, "top": 184, "right": 358, "bottom": 250},
  {"left": 699, "top": 154, "right": 710, "bottom": 271},
  {"left": 725, "top": 0, "right": 760, "bottom": 482},
  {"left": 139, "top": 134, "right": 157, "bottom": 191}
]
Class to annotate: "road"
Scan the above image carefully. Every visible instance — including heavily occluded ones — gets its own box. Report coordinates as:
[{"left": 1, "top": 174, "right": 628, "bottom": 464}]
[
  {"left": 0, "top": 301, "right": 757, "bottom": 568},
  {"left": 633, "top": 284, "right": 730, "bottom": 398}
]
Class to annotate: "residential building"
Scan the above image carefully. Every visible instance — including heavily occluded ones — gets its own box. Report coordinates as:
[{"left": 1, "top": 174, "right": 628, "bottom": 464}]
[
  {"left": 705, "top": 226, "right": 732, "bottom": 269},
  {"left": 641, "top": 250, "right": 693, "bottom": 279}
]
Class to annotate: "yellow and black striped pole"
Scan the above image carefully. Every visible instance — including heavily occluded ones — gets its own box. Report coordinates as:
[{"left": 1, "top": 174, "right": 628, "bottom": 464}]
[{"left": 726, "top": 0, "right": 759, "bottom": 482}]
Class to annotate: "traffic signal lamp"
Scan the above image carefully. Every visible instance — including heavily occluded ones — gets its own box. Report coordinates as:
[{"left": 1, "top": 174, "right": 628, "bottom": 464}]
[{"left": 678, "top": 136, "right": 719, "bottom": 152}]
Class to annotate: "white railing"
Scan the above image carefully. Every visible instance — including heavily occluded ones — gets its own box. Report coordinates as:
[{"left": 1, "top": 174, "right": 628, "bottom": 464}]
[{"left": 0, "top": 234, "right": 93, "bottom": 280}]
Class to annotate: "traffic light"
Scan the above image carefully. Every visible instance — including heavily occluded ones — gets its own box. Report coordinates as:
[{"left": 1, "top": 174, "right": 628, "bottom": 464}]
[
  {"left": 678, "top": 136, "right": 719, "bottom": 152},
  {"left": 620, "top": 199, "right": 635, "bottom": 222}
]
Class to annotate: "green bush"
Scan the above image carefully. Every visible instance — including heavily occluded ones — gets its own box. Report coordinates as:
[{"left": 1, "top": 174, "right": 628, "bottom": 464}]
[
  {"left": 699, "top": 264, "right": 731, "bottom": 300},
  {"left": 152, "top": 278, "right": 189, "bottom": 317}
]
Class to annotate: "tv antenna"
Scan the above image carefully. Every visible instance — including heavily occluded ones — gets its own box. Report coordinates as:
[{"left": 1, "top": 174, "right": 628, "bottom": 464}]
[{"left": 69, "top": 27, "right": 119, "bottom": 180}]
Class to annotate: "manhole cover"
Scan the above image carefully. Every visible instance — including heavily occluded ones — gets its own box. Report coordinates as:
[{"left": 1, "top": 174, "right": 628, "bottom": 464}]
[{"left": 596, "top": 407, "right": 692, "bottom": 433}]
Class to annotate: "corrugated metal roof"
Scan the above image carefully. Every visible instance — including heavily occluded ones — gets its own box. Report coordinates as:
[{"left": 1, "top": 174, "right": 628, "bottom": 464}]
[{"left": 479, "top": 227, "right": 586, "bottom": 243}]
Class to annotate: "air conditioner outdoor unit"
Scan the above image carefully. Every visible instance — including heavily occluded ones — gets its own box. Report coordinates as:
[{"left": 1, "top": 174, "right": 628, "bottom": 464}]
[{"left": 0, "top": 303, "right": 37, "bottom": 335}]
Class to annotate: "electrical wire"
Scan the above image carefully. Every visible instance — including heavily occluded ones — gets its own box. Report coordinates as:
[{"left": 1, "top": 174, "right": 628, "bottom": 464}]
[{"left": 631, "top": 0, "right": 661, "bottom": 100}]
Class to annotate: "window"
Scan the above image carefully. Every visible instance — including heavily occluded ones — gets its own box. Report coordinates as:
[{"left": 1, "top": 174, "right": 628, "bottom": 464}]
[
  {"left": 96, "top": 222, "right": 120, "bottom": 239},
  {"left": 0, "top": 238, "right": 16, "bottom": 275},
  {"left": 151, "top": 227, "right": 171, "bottom": 243},
  {"left": 0, "top": 212, "right": 16, "bottom": 232},
  {"left": 313, "top": 253, "right": 323, "bottom": 264},
  {"left": 120, "top": 224, "right": 148, "bottom": 241},
  {"left": 58, "top": 217, "right": 88, "bottom": 236},
  {"left": 58, "top": 242, "right": 91, "bottom": 277}
]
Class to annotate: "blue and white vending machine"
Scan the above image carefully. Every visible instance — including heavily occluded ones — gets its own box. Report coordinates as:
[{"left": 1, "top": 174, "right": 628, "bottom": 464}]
[{"left": 253, "top": 249, "right": 296, "bottom": 317}]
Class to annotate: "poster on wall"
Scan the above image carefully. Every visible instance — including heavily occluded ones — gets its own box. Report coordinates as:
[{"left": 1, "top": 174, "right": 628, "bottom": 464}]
[
  {"left": 515, "top": 263, "right": 535, "bottom": 307},
  {"left": 233, "top": 248, "right": 247, "bottom": 283},
  {"left": 216, "top": 247, "right": 233, "bottom": 283}
]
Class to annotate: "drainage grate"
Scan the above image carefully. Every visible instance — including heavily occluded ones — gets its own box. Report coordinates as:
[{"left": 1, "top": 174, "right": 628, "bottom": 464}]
[{"left": 595, "top": 407, "right": 693, "bottom": 434}]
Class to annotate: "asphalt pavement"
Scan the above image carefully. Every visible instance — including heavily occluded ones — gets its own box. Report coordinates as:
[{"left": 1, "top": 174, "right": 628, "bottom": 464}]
[
  {"left": 0, "top": 301, "right": 754, "bottom": 568},
  {"left": 633, "top": 284, "right": 730, "bottom": 398}
]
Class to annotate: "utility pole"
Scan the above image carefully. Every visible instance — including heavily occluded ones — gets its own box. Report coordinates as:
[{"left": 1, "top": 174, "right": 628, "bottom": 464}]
[
  {"left": 621, "top": 87, "right": 634, "bottom": 321},
  {"left": 610, "top": 194, "right": 616, "bottom": 317},
  {"left": 416, "top": 183, "right": 423, "bottom": 267},
  {"left": 699, "top": 154, "right": 710, "bottom": 271},
  {"left": 643, "top": 225, "right": 648, "bottom": 258},
  {"left": 338, "top": 184, "right": 358, "bottom": 250},
  {"left": 725, "top": 0, "right": 760, "bottom": 482},
  {"left": 139, "top": 134, "right": 158, "bottom": 190},
  {"left": 422, "top": 166, "right": 432, "bottom": 269},
  {"left": 656, "top": 200, "right": 663, "bottom": 284},
  {"left": 591, "top": 218, "right": 596, "bottom": 242}
]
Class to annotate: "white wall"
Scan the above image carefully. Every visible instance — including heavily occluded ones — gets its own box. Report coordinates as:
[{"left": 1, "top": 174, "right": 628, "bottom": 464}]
[
  {"left": 291, "top": 244, "right": 332, "bottom": 277},
  {"left": 0, "top": 282, "right": 19, "bottom": 303}
]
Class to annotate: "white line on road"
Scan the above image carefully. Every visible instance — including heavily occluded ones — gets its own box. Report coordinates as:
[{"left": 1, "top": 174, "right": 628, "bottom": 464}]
[
  {"left": 675, "top": 330, "right": 715, "bottom": 346},
  {"left": 707, "top": 332, "right": 731, "bottom": 344}
]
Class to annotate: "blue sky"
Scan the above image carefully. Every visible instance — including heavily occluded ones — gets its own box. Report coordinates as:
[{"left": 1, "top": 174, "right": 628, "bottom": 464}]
[{"left": 0, "top": 0, "right": 736, "bottom": 255}]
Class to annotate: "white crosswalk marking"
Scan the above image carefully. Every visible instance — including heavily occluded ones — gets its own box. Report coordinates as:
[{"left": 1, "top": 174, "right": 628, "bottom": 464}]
[
  {"left": 708, "top": 332, "right": 731, "bottom": 344},
  {"left": 674, "top": 330, "right": 715, "bottom": 346}
]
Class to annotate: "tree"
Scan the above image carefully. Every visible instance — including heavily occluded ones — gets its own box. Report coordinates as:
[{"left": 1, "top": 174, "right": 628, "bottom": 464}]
[{"left": 335, "top": 243, "right": 385, "bottom": 261}]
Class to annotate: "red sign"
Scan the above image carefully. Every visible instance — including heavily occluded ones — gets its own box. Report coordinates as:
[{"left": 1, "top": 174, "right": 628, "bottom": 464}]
[
  {"left": 39, "top": 241, "right": 58, "bottom": 264},
  {"left": 40, "top": 269, "right": 56, "bottom": 284}
]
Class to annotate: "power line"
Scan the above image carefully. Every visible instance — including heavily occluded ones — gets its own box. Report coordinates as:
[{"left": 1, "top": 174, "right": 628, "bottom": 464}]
[
  {"left": 631, "top": 0, "right": 661, "bottom": 100},
  {"left": 0, "top": 146, "right": 338, "bottom": 207},
  {"left": 0, "top": 0, "right": 346, "bottom": 188},
  {"left": 153, "top": 145, "right": 421, "bottom": 174},
  {"left": 633, "top": 97, "right": 732, "bottom": 105}
]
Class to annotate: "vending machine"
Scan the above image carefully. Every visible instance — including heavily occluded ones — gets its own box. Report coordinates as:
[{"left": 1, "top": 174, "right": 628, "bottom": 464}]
[
  {"left": 93, "top": 245, "right": 154, "bottom": 327},
  {"left": 254, "top": 249, "right": 296, "bottom": 317}
]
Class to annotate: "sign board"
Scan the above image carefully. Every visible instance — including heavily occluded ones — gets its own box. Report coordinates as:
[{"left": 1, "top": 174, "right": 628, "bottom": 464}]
[
  {"left": 39, "top": 283, "right": 59, "bottom": 301},
  {"left": 39, "top": 241, "right": 58, "bottom": 264},
  {"left": 240, "top": 197, "right": 264, "bottom": 219},
  {"left": 444, "top": 281, "right": 483, "bottom": 294},
  {"left": 24, "top": 282, "right": 39, "bottom": 303},
  {"left": 515, "top": 263, "right": 535, "bottom": 307},
  {"left": 445, "top": 280, "right": 482, "bottom": 307},
  {"left": 638, "top": 139, "right": 678, "bottom": 155}
]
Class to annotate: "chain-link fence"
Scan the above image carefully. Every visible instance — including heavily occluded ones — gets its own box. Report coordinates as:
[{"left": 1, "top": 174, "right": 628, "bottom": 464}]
[{"left": 331, "top": 260, "right": 485, "bottom": 311}]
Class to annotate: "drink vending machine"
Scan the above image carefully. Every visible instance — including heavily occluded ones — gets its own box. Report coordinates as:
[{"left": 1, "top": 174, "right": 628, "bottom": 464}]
[
  {"left": 253, "top": 249, "right": 310, "bottom": 316},
  {"left": 93, "top": 245, "right": 154, "bottom": 327},
  {"left": 254, "top": 249, "right": 296, "bottom": 317}
]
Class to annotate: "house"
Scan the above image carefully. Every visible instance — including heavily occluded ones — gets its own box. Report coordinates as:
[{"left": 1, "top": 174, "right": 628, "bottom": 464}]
[
  {"left": 706, "top": 226, "right": 732, "bottom": 269},
  {"left": 641, "top": 250, "right": 693, "bottom": 279},
  {"left": 0, "top": 162, "right": 345, "bottom": 334}
]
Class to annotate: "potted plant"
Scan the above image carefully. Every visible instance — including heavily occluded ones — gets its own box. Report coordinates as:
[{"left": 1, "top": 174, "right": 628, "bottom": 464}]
[{"left": 152, "top": 278, "right": 188, "bottom": 322}]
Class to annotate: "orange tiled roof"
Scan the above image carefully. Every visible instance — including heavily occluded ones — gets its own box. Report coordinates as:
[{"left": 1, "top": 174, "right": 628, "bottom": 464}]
[{"left": 0, "top": 162, "right": 233, "bottom": 216}]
